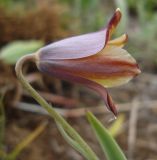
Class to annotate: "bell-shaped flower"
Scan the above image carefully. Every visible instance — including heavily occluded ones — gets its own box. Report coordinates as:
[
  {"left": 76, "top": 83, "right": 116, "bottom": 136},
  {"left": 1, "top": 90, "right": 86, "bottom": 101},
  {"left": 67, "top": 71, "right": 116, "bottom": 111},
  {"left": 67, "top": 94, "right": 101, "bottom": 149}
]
[{"left": 35, "top": 9, "right": 141, "bottom": 116}]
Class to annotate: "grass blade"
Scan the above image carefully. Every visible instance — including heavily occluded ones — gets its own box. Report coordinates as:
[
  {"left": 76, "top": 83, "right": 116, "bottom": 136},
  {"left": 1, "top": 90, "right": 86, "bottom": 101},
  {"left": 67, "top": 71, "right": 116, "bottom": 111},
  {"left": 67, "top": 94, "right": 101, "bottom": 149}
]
[
  {"left": 87, "top": 112, "right": 127, "bottom": 160},
  {"left": 5, "top": 121, "right": 47, "bottom": 160},
  {"left": 57, "top": 122, "right": 91, "bottom": 159},
  {"left": 109, "top": 114, "right": 125, "bottom": 137}
]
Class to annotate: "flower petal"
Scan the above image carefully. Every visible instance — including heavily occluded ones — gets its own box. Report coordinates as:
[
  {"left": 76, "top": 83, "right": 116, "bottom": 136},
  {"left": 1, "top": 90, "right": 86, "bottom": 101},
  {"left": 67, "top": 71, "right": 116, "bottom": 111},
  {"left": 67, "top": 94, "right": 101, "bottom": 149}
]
[
  {"left": 38, "top": 9, "right": 122, "bottom": 60},
  {"left": 39, "top": 45, "right": 140, "bottom": 88},
  {"left": 37, "top": 61, "right": 117, "bottom": 116},
  {"left": 105, "top": 8, "right": 122, "bottom": 45},
  {"left": 108, "top": 34, "right": 128, "bottom": 48},
  {"left": 92, "top": 45, "right": 141, "bottom": 87},
  {"left": 38, "top": 29, "right": 107, "bottom": 60}
]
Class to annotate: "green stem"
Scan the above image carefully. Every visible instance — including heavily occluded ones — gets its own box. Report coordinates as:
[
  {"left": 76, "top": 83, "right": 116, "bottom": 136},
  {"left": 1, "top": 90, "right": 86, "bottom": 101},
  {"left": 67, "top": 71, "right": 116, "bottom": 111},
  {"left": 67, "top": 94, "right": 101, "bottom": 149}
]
[{"left": 15, "top": 53, "right": 99, "bottom": 160}]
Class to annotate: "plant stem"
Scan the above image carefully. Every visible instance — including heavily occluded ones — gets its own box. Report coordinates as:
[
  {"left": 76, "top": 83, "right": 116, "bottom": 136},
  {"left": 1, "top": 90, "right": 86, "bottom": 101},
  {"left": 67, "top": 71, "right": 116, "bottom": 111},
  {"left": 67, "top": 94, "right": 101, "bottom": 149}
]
[{"left": 15, "top": 53, "right": 99, "bottom": 160}]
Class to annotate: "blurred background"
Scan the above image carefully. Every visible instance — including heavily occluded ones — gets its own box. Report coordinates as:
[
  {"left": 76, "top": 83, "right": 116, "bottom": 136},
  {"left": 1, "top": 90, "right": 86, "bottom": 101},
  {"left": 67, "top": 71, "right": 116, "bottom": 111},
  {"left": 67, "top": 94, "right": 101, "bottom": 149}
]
[{"left": 0, "top": 0, "right": 157, "bottom": 160}]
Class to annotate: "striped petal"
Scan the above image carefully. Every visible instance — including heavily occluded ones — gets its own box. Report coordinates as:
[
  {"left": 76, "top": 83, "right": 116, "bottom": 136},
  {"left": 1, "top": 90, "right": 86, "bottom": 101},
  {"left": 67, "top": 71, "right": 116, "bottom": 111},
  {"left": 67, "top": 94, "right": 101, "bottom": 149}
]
[
  {"left": 105, "top": 8, "right": 122, "bottom": 44},
  {"left": 38, "top": 9, "right": 121, "bottom": 60},
  {"left": 39, "top": 30, "right": 107, "bottom": 60},
  {"left": 35, "top": 9, "right": 141, "bottom": 116},
  {"left": 37, "top": 45, "right": 140, "bottom": 88},
  {"left": 92, "top": 45, "right": 141, "bottom": 87},
  {"left": 37, "top": 61, "right": 117, "bottom": 116}
]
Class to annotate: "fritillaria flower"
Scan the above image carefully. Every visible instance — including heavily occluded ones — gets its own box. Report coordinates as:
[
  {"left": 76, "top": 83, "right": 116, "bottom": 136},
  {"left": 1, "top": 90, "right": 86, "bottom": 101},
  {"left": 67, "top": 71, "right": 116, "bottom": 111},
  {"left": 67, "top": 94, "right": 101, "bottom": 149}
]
[{"left": 35, "top": 9, "right": 141, "bottom": 116}]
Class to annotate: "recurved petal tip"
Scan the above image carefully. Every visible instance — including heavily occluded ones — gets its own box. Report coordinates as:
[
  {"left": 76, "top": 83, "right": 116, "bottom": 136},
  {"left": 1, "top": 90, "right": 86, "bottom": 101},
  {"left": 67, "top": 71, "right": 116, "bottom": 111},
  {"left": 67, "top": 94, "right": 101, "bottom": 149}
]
[
  {"left": 105, "top": 9, "right": 122, "bottom": 45},
  {"left": 88, "top": 81, "right": 118, "bottom": 116},
  {"left": 106, "top": 93, "right": 118, "bottom": 116},
  {"left": 134, "top": 64, "right": 141, "bottom": 76},
  {"left": 116, "top": 8, "right": 121, "bottom": 12},
  {"left": 37, "top": 60, "right": 118, "bottom": 116},
  {"left": 108, "top": 34, "right": 128, "bottom": 47}
]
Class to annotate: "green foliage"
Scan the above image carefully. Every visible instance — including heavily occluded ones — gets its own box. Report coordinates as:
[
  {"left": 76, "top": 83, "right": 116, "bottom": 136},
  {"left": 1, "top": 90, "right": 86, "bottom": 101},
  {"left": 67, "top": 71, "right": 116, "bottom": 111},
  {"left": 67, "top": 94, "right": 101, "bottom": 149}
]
[
  {"left": 0, "top": 0, "right": 13, "bottom": 7},
  {"left": 59, "top": 0, "right": 105, "bottom": 32},
  {"left": 79, "top": 0, "right": 105, "bottom": 32},
  {"left": 87, "top": 112, "right": 127, "bottom": 160},
  {"left": 57, "top": 113, "right": 126, "bottom": 160},
  {"left": 109, "top": 114, "right": 125, "bottom": 137},
  {"left": 0, "top": 40, "right": 44, "bottom": 65},
  {"left": 113, "top": 0, "right": 157, "bottom": 69},
  {"left": 0, "top": 0, "right": 34, "bottom": 7},
  {"left": 57, "top": 122, "right": 93, "bottom": 160},
  {"left": 114, "top": 0, "right": 128, "bottom": 35},
  {"left": 0, "top": 0, "right": 28, "bottom": 10}
]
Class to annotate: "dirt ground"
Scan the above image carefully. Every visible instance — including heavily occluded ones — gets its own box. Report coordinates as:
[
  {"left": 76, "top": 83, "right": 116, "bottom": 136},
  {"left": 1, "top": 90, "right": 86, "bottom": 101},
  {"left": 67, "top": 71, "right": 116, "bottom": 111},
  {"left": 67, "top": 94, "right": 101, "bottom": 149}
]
[{"left": 3, "top": 65, "right": 157, "bottom": 160}]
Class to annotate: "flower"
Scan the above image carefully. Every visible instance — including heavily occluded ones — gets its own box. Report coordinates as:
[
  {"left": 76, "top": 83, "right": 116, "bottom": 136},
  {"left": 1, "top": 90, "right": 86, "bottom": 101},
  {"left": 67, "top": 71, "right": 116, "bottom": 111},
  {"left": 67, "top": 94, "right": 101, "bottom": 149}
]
[{"left": 35, "top": 9, "right": 141, "bottom": 116}]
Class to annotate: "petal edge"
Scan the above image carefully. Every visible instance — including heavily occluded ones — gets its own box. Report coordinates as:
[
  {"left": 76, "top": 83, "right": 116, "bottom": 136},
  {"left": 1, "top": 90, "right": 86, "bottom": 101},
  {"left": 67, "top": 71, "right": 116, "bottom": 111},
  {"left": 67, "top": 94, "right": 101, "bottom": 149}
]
[{"left": 37, "top": 62, "right": 118, "bottom": 116}]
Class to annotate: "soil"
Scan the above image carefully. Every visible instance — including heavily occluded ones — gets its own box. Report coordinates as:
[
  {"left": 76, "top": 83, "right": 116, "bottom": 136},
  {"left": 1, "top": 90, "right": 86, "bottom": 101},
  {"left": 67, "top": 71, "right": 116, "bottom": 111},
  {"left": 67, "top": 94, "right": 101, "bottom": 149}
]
[{"left": 2, "top": 64, "right": 157, "bottom": 160}]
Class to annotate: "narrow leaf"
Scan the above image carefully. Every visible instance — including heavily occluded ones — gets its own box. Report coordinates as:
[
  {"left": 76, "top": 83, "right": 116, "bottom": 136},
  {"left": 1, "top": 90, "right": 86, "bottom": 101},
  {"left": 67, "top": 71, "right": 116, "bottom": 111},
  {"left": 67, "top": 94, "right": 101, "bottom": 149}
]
[
  {"left": 6, "top": 121, "right": 47, "bottom": 160},
  {"left": 0, "top": 40, "right": 44, "bottom": 64},
  {"left": 87, "top": 112, "right": 127, "bottom": 160},
  {"left": 56, "top": 122, "right": 90, "bottom": 159},
  {"left": 109, "top": 114, "right": 125, "bottom": 137}
]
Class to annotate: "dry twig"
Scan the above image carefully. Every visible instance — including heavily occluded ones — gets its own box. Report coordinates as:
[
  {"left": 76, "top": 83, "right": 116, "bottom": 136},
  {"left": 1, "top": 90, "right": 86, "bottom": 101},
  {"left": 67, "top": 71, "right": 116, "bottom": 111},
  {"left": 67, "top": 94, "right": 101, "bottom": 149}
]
[
  {"left": 128, "top": 99, "right": 139, "bottom": 160},
  {"left": 14, "top": 99, "right": 157, "bottom": 118}
]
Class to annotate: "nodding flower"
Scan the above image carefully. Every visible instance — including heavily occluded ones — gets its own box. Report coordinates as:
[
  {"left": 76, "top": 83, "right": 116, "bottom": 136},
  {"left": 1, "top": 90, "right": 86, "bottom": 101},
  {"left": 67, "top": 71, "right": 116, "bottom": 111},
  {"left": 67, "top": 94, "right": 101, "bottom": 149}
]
[{"left": 35, "top": 9, "right": 141, "bottom": 116}]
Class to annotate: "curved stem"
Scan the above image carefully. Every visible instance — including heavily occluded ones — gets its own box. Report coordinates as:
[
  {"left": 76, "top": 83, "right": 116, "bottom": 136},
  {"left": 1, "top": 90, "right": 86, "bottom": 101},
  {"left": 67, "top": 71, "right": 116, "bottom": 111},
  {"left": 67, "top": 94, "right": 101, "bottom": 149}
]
[{"left": 15, "top": 53, "right": 99, "bottom": 160}]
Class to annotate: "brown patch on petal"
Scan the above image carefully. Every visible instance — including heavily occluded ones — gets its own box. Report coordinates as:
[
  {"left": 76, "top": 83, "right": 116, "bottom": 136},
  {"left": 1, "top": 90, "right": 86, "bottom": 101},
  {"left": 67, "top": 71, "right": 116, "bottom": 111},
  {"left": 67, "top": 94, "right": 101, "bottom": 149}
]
[
  {"left": 107, "top": 94, "right": 117, "bottom": 116},
  {"left": 105, "top": 8, "right": 122, "bottom": 45},
  {"left": 37, "top": 61, "right": 118, "bottom": 116},
  {"left": 101, "top": 58, "right": 138, "bottom": 69}
]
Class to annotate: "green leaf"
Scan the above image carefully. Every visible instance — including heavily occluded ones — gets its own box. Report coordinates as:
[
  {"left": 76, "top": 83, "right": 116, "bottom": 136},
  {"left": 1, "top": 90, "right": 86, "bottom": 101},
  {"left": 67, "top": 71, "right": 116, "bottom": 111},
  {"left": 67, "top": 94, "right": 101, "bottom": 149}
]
[
  {"left": 108, "top": 114, "right": 125, "bottom": 137},
  {"left": 56, "top": 122, "right": 90, "bottom": 160},
  {"left": 0, "top": 40, "right": 44, "bottom": 64},
  {"left": 87, "top": 112, "right": 127, "bottom": 160}
]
